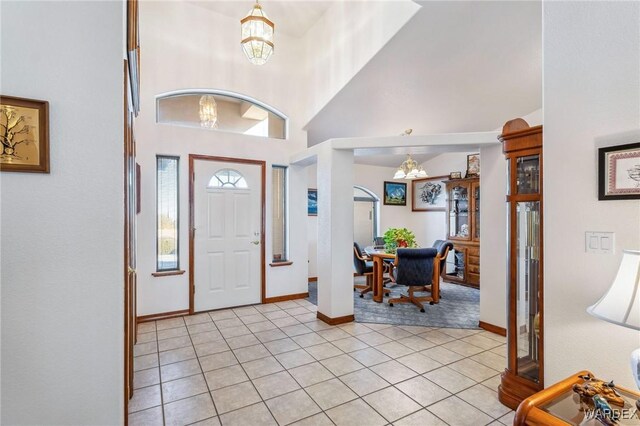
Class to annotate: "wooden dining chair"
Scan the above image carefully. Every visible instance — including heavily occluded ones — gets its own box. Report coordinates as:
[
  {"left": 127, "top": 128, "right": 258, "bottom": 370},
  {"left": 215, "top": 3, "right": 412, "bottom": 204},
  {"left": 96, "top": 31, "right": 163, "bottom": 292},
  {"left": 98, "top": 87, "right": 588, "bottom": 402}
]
[
  {"left": 353, "top": 242, "right": 374, "bottom": 297},
  {"left": 432, "top": 240, "right": 453, "bottom": 299}
]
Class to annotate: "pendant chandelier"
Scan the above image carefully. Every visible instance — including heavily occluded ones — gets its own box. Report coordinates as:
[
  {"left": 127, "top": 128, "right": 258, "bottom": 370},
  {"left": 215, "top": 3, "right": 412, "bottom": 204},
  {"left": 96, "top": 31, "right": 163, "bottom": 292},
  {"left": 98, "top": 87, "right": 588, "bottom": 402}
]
[
  {"left": 199, "top": 95, "right": 218, "bottom": 129},
  {"left": 393, "top": 154, "right": 428, "bottom": 180},
  {"left": 240, "top": 1, "right": 275, "bottom": 65},
  {"left": 393, "top": 129, "right": 428, "bottom": 179}
]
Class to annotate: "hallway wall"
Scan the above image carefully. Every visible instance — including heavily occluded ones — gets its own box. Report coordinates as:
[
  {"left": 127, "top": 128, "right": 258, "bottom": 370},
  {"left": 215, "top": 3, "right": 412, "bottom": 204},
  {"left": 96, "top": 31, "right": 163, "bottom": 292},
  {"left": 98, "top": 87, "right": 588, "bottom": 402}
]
[
  {"left": 543, "top": 1, "right": 640, "bottom": 388},
  {"left": 0, "top": 1, "right": 124, "bottom": 423}
]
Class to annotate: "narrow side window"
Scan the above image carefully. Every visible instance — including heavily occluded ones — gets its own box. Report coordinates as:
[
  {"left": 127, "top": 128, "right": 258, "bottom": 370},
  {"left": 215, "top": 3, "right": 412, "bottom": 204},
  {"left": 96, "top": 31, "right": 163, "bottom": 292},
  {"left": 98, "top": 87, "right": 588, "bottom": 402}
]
[
  {"left": 157, "top": 155, "right": 179, "bottom": 271},
  {"left": 272, "top": 165, "right": 288, "bottom": 263}
]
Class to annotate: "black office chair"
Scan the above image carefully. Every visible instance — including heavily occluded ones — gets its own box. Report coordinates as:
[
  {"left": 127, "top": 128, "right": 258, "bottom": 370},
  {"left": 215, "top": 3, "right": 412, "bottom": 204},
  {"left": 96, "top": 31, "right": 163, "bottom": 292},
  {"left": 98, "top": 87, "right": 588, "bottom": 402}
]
[
  {"left": 432, "top": 240, "right": 453, "bottom": 299},
  {"left": 388, "top": 248, "right": 441, "bottom": 312},
  {"left": 353, "top": 242, "right": 374, "bottom": 297}
]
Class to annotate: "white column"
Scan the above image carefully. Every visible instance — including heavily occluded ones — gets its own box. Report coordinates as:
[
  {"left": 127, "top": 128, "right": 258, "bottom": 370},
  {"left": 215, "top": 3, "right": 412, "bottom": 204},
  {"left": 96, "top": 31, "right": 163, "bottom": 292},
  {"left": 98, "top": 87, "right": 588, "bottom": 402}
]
[{"left": 316, "top": 145, "right": 354, "bottom": 319}]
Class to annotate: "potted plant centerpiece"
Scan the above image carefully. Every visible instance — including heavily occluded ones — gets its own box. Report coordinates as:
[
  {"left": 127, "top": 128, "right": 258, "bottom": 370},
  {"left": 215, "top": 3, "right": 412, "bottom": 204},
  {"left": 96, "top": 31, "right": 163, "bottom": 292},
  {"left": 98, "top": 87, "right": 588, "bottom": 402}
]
[{"left": 383, "top": 228, "right": 418, "bottom": 254}]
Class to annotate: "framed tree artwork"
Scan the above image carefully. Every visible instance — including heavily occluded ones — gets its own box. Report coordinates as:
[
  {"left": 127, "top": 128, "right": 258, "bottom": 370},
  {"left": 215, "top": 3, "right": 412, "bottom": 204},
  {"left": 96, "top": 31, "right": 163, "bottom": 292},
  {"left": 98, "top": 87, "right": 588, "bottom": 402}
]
[
  {"left": 412, "top": 175, "right": 448, "bottom": 211},
  {"left": 0, "top": 95, "right": 50, "bottom": 173},
  {"left": 598, "top": 142, "right": 640, "bottom": 200},
  {"left": 383, "top": 181, "right": 407, "bottom": 206}
]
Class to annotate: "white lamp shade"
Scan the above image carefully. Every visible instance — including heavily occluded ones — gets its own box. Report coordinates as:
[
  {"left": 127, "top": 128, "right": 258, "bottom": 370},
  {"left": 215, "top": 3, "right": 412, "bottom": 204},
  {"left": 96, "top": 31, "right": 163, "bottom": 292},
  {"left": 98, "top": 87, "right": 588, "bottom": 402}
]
[
  {"left": 406, "top": 168, "right": 420, "bottom": 179},
  {"left": 587, "top": 249, "right": 640, "bottom": 331},
  {"left": 393, "top": 168, "right": 406, "bottom": 179}
]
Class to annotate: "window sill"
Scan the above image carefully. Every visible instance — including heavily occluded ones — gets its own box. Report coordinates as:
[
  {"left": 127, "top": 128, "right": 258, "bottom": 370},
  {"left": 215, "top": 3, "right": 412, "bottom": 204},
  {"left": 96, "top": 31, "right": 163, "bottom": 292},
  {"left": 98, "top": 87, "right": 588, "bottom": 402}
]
[
  {"left": 152, "top": 270, "right": 186, "bottom": 277},
  {"left": 269, "top": 261, "right": 293, "bottom": 267}
]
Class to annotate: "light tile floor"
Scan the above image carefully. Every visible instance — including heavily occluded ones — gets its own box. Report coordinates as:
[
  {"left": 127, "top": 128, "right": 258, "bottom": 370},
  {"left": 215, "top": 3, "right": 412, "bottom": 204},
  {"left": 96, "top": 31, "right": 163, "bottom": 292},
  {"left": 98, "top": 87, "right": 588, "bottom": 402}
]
[{"left": 129, "top": 299, "right": 514, "bottom": 426}]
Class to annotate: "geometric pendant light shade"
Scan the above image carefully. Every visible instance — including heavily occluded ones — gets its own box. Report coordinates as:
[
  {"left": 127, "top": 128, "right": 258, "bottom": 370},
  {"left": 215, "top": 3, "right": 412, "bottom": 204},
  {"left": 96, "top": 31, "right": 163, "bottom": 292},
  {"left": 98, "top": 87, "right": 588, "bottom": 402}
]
[{"left": 240, "top": 1, "right": 275, "bottom": 65}]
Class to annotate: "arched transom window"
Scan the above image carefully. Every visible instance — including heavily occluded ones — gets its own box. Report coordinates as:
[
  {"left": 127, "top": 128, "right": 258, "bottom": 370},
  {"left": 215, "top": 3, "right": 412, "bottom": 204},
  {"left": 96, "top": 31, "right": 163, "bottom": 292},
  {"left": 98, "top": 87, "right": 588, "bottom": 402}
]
[
  {"left": 208, "top": 169, "right": 248, "bottom": 189},
  {"left": 156, "top": 89, "right": 288, "bottom": 140}
]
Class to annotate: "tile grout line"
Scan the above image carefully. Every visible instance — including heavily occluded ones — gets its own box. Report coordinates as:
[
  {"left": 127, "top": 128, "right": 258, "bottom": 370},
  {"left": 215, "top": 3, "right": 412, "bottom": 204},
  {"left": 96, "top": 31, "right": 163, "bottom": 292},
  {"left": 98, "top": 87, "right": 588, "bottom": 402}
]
[{"left": 132, "top": 301, "right": 509, "bottom": 425}]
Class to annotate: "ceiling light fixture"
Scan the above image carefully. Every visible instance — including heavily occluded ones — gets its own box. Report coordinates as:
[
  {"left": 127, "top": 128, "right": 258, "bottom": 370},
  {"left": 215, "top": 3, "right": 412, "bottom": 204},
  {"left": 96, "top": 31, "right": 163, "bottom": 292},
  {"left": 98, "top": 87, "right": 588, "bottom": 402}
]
[
  {"left": 393, "top": 129, "right": 428, "bottom": 179},
  {"left": 393, "top": 154, "right": 428, "bottom": 180},
  {"left": 241, "top": 1, "right": 275, "bottom": 65},
  {"left": 199, "top": 95, "right": 218, "bottom": 129}
]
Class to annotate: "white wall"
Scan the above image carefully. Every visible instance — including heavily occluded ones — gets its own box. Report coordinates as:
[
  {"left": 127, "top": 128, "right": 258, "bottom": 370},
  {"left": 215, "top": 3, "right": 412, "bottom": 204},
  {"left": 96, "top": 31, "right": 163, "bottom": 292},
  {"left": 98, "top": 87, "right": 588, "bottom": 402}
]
[
  {"left": 308, "top": 163, "right": 422, "bottom": 277},
  {"left": 544, "top": 2, "right": 640, "bottom": 388},
  {"left": 137, "top": 1, "right": 309, "bottom": 315},
  {"left": 302, "top": 1, "right": 420, "bottom": 125},
  {"left": 1, "top": 1, "right": 123, "bottom": 423}
]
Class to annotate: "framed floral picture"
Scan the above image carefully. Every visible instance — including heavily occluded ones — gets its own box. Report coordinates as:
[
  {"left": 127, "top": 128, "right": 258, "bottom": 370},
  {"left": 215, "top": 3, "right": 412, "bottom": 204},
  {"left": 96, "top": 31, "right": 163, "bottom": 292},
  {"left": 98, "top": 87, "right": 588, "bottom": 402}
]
[
  {"left": 0, "top": 95, "right": 49, "bottom": 173},
  {"left": 598, "top": 142, "right": 640, "bottom": 200},
  {"left": 383, "top": 181, "right": 407, "bottom": 206},
  {"left": 412, "top": 175, "right": 448, "bottom": 211}
]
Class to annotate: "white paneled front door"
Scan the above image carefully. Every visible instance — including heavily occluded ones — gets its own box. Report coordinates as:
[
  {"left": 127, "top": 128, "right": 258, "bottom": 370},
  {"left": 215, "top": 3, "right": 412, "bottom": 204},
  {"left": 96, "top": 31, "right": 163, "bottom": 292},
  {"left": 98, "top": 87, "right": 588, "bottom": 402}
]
[{"left": 193, "top": 159, "right": 262, "bottom": 312}]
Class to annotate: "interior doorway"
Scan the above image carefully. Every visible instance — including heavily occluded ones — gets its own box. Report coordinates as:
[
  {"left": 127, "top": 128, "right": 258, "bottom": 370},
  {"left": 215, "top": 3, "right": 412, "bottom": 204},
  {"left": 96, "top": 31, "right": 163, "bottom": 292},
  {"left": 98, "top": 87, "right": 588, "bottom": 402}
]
[
  {"left": 353, "top": 185, "right": 380, "bottom": 247},
  {"left": 190, "top": 155, "right": 265, "bottom": 313}
]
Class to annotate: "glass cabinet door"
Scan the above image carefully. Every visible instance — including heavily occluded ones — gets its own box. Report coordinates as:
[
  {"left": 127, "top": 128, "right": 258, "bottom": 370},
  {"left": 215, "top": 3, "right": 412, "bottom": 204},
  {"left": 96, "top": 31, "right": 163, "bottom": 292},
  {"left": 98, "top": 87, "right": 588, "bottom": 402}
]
[
  {"left": 515, "top": 200, "right": 541, "bottom": 382},
  {"left": 472, "top": 182, "right": 480, "bottom": 241},
  {"left": 516, "top": 155, "right": 540, "bottom": 194},
  {"left": 448, "top": 184, "right": 470, "bottom": 239},
  {"left": 444, "top": 247, "right": 466, "bottom": 281}
]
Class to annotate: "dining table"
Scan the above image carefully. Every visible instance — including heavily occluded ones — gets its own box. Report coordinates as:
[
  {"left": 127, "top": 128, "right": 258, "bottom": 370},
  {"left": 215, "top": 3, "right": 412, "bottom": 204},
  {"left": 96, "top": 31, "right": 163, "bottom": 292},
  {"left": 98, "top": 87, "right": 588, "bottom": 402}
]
[{"left": 364, "top": 246, "right": 395, "bottom": 303}]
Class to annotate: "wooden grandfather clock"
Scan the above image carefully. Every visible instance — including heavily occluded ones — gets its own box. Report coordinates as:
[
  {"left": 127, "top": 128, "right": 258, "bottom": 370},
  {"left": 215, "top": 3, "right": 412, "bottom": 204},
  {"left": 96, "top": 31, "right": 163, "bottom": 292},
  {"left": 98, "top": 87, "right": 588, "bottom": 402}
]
[{"left": 498, "top": 118, "right": 544, "bottom": 410}]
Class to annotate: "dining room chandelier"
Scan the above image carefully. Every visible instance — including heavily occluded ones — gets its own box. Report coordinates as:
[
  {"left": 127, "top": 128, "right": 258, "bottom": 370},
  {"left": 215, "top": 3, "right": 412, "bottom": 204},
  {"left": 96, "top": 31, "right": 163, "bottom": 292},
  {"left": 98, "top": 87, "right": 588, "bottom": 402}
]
[
  {"left": 240, "top": 1, "right": 275, "bottom": 65},
  {"left": 199, "top": 95, "right": 218, "bottom": 129},
  {"left": 393, "top": 154, "right": 428, "bottom": 180}
]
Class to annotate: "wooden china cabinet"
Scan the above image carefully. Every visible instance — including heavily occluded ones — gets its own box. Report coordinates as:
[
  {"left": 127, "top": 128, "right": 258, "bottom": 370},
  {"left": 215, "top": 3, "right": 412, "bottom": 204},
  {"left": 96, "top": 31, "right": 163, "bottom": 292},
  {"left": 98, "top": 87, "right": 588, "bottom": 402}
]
[
  {"left": 443, "top": 177, "right": 480, "bottom": 287},
  {"left": 498, "top": 118, "right": 544, "bottom": 410}
]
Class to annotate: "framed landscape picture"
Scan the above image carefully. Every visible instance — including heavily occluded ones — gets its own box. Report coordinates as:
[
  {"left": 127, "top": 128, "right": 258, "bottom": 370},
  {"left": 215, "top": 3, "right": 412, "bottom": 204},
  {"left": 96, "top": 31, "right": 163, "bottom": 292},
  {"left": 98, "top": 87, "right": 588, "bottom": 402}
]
[
  {"left": 307, "top": 188, "right": 318, "bottom": 215},
  {"left": 0, "top": 95, "right": 49, "bottom": 173},
  {"left": 383, "top": 181, "right": 407, "bottom": 206},
  {"left": 412, "top": 175, "right": 448, "bottom": 211},
  {"left": 599, "top": 142, "right": 640, "bottom": 200}
]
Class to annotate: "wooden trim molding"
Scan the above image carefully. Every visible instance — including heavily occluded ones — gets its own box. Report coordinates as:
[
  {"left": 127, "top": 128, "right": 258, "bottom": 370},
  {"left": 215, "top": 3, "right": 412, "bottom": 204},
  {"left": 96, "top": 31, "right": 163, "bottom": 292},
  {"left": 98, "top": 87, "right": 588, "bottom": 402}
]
[
  {"left": 316, "top": 312, "right": 355, "bottom": 325},
  {"left": 478, "top": 321, "right": 507, "bottom": 337},
  {"left": 264, "top": 292, "right": 309, "bottom": 303},
  {"left": 189, "top": 155, "right": 266, "bottom": 314},
  {"left": 269, "top": 261, "right": 293, "bottom": 267},
  {"left": 137, "top": 309, "right": 190, "bottom": 323},
  {"left": 152, "top": 270, "right": 186, "bottom": 277},
  {"left": 309, "top": 273, "right": 357, "bottom": 282}
]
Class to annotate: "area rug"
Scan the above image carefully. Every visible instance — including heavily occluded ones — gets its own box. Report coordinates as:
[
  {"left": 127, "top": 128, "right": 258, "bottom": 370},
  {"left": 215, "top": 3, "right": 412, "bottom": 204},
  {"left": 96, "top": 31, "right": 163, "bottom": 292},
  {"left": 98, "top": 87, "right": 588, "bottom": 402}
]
[{"left": 307, "top": 278, "right": 480, "bottom": 329}]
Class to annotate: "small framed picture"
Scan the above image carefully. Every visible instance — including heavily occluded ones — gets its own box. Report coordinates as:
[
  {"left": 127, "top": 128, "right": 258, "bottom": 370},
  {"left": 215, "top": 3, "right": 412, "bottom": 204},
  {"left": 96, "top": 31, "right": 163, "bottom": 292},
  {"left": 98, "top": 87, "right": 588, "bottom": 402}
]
[
  {"left": 466, "top": 153, "right": 480, "bottom": 177},
  {"left": 383, "top": 181, "right": 407, "bottom": 206},
  {"left": 598, "top": 142, "right": 640, "bottom": 200},
  {"left": 449, "top": 171, "right": 462, "bottom": 179},
  {"left": 412, "top": 175, "right": 448, "bottom": 211},
  {"left": 307, "top": 188, "right": 318, "bottom": 215},
  {"left": 0, "top": 95, "right": 49, "bottom": 173}
]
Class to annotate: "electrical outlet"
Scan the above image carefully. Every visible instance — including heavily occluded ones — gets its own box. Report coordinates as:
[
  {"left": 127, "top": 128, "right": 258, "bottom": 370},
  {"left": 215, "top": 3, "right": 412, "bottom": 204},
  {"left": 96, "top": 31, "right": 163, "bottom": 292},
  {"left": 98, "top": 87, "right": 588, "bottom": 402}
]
[{"left": 585, "top": 232, "right": 615, "bottom": 254}]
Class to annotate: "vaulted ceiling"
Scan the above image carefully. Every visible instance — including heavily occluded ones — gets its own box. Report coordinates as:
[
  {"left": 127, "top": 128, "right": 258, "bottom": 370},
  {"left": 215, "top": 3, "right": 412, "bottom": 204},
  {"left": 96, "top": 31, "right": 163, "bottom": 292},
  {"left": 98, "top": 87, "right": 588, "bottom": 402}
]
[
  {"left": 189, "top": 1, "right": 335, "bottom": 37},
  {"left": 306, "top": 1, "right": 542, "bottom": 166}
]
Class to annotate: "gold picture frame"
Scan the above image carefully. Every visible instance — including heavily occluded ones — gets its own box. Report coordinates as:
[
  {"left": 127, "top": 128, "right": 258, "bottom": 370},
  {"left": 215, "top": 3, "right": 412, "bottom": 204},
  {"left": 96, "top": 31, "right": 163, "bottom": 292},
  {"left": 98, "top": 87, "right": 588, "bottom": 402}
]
[{"left": 0, "top": 95, "right": 50, "bottom": 173}]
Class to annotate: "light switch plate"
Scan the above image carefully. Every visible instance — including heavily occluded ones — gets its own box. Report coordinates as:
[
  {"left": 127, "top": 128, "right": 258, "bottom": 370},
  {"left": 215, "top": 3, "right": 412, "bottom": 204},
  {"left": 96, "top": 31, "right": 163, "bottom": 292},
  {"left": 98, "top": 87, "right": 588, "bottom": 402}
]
[{"left": 585, "top": 232, "right": 615, "bottom": 254}]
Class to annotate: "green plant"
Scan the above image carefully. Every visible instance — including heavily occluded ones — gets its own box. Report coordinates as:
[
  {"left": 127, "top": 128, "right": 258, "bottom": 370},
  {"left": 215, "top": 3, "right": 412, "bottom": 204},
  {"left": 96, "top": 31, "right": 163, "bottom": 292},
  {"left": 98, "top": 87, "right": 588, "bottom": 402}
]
[{"left": 383, "top": 227, "right": 418, "bottom": 254}]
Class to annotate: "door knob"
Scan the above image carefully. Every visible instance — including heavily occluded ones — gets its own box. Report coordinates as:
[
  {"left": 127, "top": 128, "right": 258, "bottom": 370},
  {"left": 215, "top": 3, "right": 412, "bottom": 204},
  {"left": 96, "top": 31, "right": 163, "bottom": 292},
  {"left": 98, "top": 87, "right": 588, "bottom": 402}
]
[{"left": 251, "top": 240, "right": 260, "bottom": 245}]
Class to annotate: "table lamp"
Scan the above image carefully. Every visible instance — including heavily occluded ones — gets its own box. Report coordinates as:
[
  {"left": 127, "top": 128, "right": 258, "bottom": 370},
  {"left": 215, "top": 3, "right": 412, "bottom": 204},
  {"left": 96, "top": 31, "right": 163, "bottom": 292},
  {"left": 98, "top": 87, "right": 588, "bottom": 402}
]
[{"left": 587, "top": 249, "right": 640, "bottom": 407}]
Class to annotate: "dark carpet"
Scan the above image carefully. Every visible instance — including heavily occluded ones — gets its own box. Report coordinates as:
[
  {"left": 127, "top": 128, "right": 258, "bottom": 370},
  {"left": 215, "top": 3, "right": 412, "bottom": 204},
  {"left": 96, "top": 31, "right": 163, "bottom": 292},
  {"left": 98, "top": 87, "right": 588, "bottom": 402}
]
[{"left": 307, "top": 277, "right": 480, "bottom": 329}]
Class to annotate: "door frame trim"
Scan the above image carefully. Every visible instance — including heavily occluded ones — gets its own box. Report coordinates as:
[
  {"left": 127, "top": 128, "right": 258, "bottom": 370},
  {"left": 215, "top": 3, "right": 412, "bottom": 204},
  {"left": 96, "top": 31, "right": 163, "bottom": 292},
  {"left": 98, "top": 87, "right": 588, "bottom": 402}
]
[{"left": 189, "top": 154, "right": 266, "bottom": 314}]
